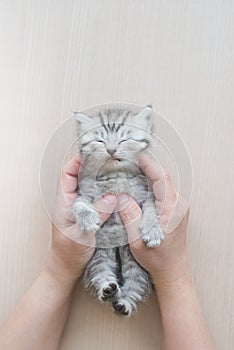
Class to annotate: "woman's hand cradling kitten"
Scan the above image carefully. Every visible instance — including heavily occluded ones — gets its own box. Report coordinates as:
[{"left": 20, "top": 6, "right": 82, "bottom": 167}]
[
  {"left": 46, "top": 156, "right": 117, "bottom": 286},
  {"left": 117, "top": 152, "right": 190, "bottom": 288}
]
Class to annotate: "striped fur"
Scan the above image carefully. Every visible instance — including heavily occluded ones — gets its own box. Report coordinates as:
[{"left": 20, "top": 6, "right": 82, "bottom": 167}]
[{"left": 73, "top": 106, "right": 164, "bottom": 316}]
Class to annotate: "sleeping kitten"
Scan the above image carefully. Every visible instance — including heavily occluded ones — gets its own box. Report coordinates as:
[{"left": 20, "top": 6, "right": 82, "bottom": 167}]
[{"left": 73, "top": 106, "right": 164, "bottom": 316}]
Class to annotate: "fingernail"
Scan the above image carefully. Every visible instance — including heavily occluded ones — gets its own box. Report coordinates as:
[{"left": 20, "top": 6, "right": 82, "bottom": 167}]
[
  {"left": 102, "top": 193, "right": 116, "bottom": 204},
  {"left": 118, "top": 193, "right": 129, "bottom": 204}
]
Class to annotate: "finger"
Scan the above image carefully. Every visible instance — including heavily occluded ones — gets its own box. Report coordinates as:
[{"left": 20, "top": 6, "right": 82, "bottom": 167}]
[
  {"left": 139, "top": 152, "right": 177, "bottom": 207},
  {"left": 138, "top": 152, "right": 166, "bottom": 203},
  {"left": 61, "top": 155, "right": 83, "bottom": 195},
  {"left": 117, "top": 193, "right": 142, "bottom": 243},
  {"left": 93, "top": 193, "right": 117, "bottom": 225},
  {"left": 159, "top": 170, "right": 177, "bottom": 204}
]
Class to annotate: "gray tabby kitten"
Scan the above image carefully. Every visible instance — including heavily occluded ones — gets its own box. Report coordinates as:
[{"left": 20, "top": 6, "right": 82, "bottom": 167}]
[{"left": 73, "top": 106, "right": 164, "bottom": 316}]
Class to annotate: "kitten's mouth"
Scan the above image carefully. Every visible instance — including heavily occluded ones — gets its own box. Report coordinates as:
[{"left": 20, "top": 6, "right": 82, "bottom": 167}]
[{"left": 108, "top": 156, "right": 122, "bottom": 162}]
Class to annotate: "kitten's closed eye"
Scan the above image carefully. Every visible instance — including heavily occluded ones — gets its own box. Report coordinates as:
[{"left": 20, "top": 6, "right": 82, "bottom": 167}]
[
  {"left": 119, "top": 139, "right": 131, "bottom": 144},
  {"left": 119, "top": 138, "right": 149, "bottom": 145},
  {"left": 96, "top": 140, "right": 105, "bottom": 143}
]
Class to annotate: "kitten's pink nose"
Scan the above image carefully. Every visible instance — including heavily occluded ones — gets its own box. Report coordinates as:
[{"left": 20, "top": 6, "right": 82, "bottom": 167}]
[{"left": 107, "top": 148, "right": 117, "bottom": 156}]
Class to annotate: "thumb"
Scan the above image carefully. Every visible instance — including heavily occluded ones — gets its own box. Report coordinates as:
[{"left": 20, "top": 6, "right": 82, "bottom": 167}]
[{"left": 117, "top": 193, "right": 142, "bottom": 243}]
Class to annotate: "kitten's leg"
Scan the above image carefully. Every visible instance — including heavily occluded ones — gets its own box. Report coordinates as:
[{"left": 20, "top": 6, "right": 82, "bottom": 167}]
[
  {"left": 73, "top": 197, "right": 101, "bottom": 233},
  {"left": 140, "top": 194, "right": 164, "bottom": 247},
  {"left": 112, "top": 246, "right": 152, "bottom": 316},
  {"left": 83, "top": 248, "right": 121, "bottom": 302}
]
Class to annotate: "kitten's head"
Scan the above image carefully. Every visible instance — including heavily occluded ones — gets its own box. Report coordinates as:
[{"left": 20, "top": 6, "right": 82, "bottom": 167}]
[{"left": 74, "top": 106, "right": 153, "bottom": 173}]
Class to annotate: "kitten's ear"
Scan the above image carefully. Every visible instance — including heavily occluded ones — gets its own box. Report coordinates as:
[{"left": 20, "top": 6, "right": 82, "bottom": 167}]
[
  {"left": 73, "top": 112, "right": 92, "bottom": 124},
  {"left": 135, "top": 106, "right": 153, "bottom": 132},
  {"left": 73, "top": 112, "right": 94, "bottom": 133}
]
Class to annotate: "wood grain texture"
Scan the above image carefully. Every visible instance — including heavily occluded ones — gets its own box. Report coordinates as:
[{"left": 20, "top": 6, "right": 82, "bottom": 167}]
[{"left": 0, "top": 0, "right": 233, "bottom": 349}]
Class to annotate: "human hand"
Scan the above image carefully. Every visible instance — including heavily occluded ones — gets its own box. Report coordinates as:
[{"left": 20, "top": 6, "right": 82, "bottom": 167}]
[
  {"left": 117, "top": 152, "right": 190, "bottom": 287},
  {"left": 44, "top": 156, "right": 117, "bottom": 288}
]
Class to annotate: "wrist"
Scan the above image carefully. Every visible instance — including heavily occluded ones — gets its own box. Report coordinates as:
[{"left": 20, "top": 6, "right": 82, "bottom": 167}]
[
  {"left": 29, "top": 262, "right": 78, "bottom": 309},
  {"left": 43, "top": 252, "right": 82, "bottom": 296},
  {"left": 151, "top": 256, "right": 192, "bottom": 292}
]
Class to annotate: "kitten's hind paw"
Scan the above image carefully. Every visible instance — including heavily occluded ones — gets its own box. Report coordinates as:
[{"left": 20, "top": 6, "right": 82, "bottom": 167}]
[
  {"left": 112, "top": 299, "right": 132, "bottom": 316},
  {"left": 99, "top": 282, "right": 121, "bottom": 301}
]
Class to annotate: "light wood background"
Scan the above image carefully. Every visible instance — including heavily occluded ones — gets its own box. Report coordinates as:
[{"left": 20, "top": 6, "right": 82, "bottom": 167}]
[{"left": 0, "top": 1, "right": 234, "bottom": 349}]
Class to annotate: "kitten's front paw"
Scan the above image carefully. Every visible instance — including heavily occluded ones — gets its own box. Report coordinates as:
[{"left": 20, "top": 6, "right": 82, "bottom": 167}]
[
  {"left": 73, "top": 201, "right": 101, "bottom": 233},
  {"left": 99, "top": 282, "right": 121, "bottom": 301},
  {"left": 140, "top": 221, "right": 164, "bottom": 248},
  {"left": 112, "top": 299, "right": 132, "bottom": 316}
]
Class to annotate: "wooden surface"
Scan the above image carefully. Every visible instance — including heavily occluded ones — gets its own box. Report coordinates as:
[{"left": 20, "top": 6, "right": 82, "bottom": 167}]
[{"left": 0, "top": 1, "right": 234, "bottom": 349}]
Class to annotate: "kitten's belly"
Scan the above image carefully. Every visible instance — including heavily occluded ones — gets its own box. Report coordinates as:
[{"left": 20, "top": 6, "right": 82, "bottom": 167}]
[
  {"left": 98, "top": 177, "right": 131, "bottom": 196},
  {"left": 94, "top": 175, "right": 149, "bottom": 248},
  {"left": 96, "top": 211, "right": 128, "bottom": 248},
  {"left": 79, "top": 173, "right": 151, "bottom": 248},
  {"left": 80, "top": 174, "right": 148, "bottom": 205}
]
